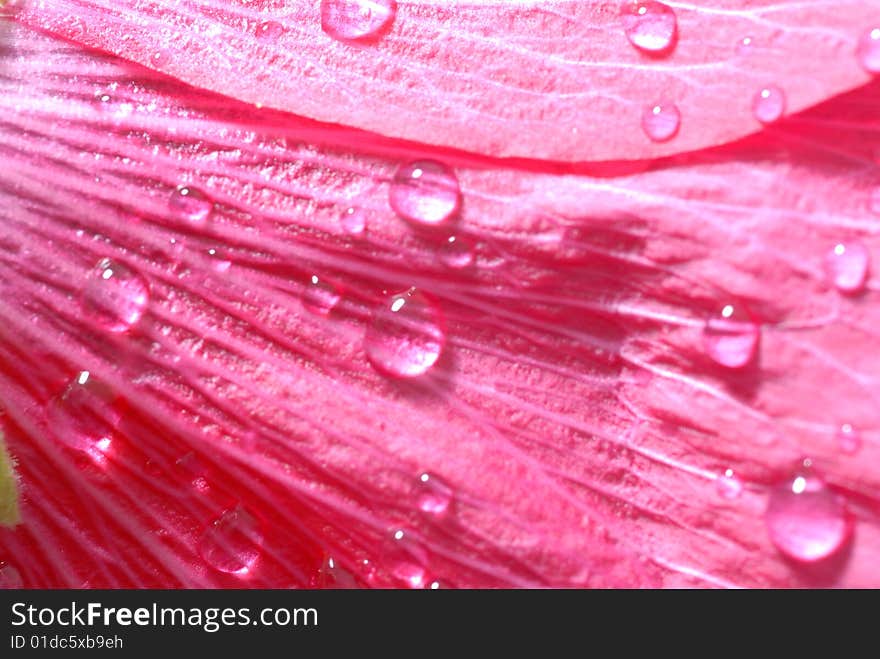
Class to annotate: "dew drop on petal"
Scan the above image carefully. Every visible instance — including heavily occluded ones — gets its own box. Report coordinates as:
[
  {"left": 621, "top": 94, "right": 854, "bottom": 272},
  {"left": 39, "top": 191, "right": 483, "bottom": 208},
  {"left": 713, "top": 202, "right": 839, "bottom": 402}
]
[
  {"left": 341, "top": 206, "right": 367, "bottom": 235},
  {"left": 365, "top": 288, "right": 445, "bottom": 378},
  {"left": 206, "top": 248, "right": 232, "bottom": 273},
  {"left": 736, "top": 36, "right": 754, "bottom": 56},
  {"left": 641, "top": 102, "right": 680, "bottom": 142},
  {"left": 416, "top": 472, "right": 454, "bottom": 517},
  {"left": 169, "top": 186, "right": 214, "bottom": 226},
  {"left": 438, "top": 236, "right": 475, "bottom": 269},
  {"left": 303, "top": 275, "right": 341, "bottom": 316},
  {"left": 702, "top": 303, "right": 760, "bottom": 369},
  {"left": 81, "top": 258, "right": 150, "bottom": 333},
  {"left": 836, "top": 424, "right": 862, "bottom": 455},
  {"left": 321, "top": 0, "right": 397, "bottom": 42},
  {"left": 716, "top": 469, "right": 743, "bottom": 500},
  {"left": 255, "top": 20, "right": 284, "bottom": 42},
  {"left": 856, "top": 27, "right": 880, "bottom": 73},
  {"left": 389, "top": 160, "right": 461, "bottom": 227},
  {"left": 199, "top": 506, "right": 264, "bottom": 575},
  {"left": 752, "top": 85, "right": 786, "bottom": 124},
  {"left": 621, "top": 1, "right": 677, "bottom": 54},
  {"left": 46, "top": 371, "right": 120, "bottom": 452},
  {"left": 381, "top": 528, "right": 430, "bottom": 588},
  {"left": 310, "top": 555, "right": 360, "bottom": 589},
  {"left": 764, "top": 470, "right": 851, "bottom": 563},
  {"left": 825, "top": 242, "right": 870, "bottom": 294},
  {"left": 0, "top": 562, "right": 23, "bottom": 589}
]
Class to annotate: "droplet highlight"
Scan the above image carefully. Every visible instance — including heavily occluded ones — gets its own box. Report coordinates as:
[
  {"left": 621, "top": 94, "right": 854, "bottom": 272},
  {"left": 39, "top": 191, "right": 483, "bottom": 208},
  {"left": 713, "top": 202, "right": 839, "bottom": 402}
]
[
  {"left": 702, "top": 303, "right": 760, "bottom": 369},
  {"left": 641, "top": 102, "right": 680, "bottom": 142},
  {"left": 321, "top": 0, "right": 397, "bottom": 42},
  {"left": 857, "top": 27, "right": 880, "bottom": 74},
  {"left": 621, "top": 1, "right": 677, "bottom": 54},
  {"left": 438, "top": 236, "right": 474, "bottom": 269},
  {"left": 416, "top": 472, "right": 454, "bottom": 517},
  {"left": 389, "top": 160, "right": 461, "bottom": 227},
  {"left": 169, "top": 185, "right": 214, "bottom": 226},
  {"left": 716, "top": 469, "right": 743, "bottom": 500},
  {"left": 825, "top": 242, "right": 869, "bottom": 294},
  {"left": 764, "top": 470, "right": 851, "bottom": 563},
  {"left": 199, "top": 506, "right": 264, "bottom": 575},
  {"left": 381, "top": 528, "right": 429, "bottom": 588},
  {"left": 752, "top": 85, "right": 786, "bottom": 124},
  {"left": 81, "top": 259, "right": 149, "bottom": 333},
  {"left": 303, "top": 275, "right": 341, "bottom": 316},
  {"left": 46, "top": 371, "right": 120, "bottom": 452},
  {"left": 365, "top": 288, "right": 445, "bottom": 378},
  {"left": 837, "top": 424, "right": 862, "bottom": 455}
]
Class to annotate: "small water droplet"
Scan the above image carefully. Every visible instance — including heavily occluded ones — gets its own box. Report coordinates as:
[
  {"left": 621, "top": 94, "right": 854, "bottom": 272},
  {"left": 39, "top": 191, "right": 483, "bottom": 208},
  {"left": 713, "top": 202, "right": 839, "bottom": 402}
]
[
  {"left": 389, "top": 160, "right": 461, "bottom": 227},
  {"left": 416, "top": 472, "right": 454, "bottom": 517},
  {"left": 716, "top": 469, "right": 743, "bottom": 500},
  {"left": 0, "top": 562, "right": 23, "bottom": 589},
  {"left": 365, "top": 288, "right": 445, "bottom": 378},
  {"left": 825, "top": 242, "right": 870, "bottom": 294},
  {"left": 303, "top": 275, "right": 341, "bottom": 316},
  {"left": 321, "top": 0, "right": 397, "bottom": 42},
  {"left": 381, "top": 528, "right": 429, "bottom": 588},
  {"left": 736, "top": 36, "right": 754, "bottom": 56},
  {"left": 702, "top": 303, "right": 760, "bottom": 369},
  {"left": 199, "top": 506, "right": 263, "bottom": 575},
  {"left": 765, "top": 470, "right": 851, "bottom": 563},
  {"left": 255, "top": 20, "right": 284, "bottom": 42},
  {"left": 169, "top": 186, "right": 214, "bottom": 226},
  {"left": 438, "top": 236, "right": 474, "bottom": 269},
  {"left": 752, "top": 85, "right": 786, "bottom": 124},
  {"left": 621, "top": 1, "right": 677, "bottom": 54},
  {"left": 837, "top": 424, "right": 862, "bottom": 455},
  {"left": 641, "top": 102, "right": 680, "bottom": 142},
  {"left": 857, "top": 27, "right": 880, "bottom": 73},
  {"left": 46, "top": 371, "right": 120, "bottom": 452},
  {"left": 341, "top": 206, "right": 367, "bottom": 235},
  {"left": 150, "top": 50, "right": 171, "bottom": 67},
  {"left": 81, "top": 258, "right": 150, "bottom": 333},
  {"left": 310, "top": 555, "right": 360, "bottom": 589},
  {"left": 206, "top": 248, "right": 232, "bottom": 273}
]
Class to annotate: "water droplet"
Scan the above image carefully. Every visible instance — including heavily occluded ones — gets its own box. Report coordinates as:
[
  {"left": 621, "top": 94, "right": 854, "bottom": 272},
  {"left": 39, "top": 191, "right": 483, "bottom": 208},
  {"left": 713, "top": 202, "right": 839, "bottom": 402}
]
[
  {"left": 169, "top": 186, "right": 214, "bottom": 226},
  {"left": 255, "top": 20, "right": 284, "bottom": 42},
  {"left": 716, "top": 469, "right": 743, "bottom": 500},
  {"left": 0, "top": 562, "right": 23, "bottom": 589},
  {"left": 752, "top": 85, "right": 786, "bottom": 124},
  {"left": 341, "top": 206, "right": 367, "bottom": 235},
  {"left": 365, "top": 288, "right": 445, "bottom": 378},
  {"left": 321, "top": 0, "right": 397, "bottom": 42},
  {"left": 765, "top": 470, "right": 851, "bottom": 563},
  {"left": 310, "top": 555, "right": 360, "bottom": 589},
  {"left": 81, "top": 258, "right": 150, "bottom": 333},
  {"left": 381, "top": 528, "right": 429, "bottom": 588},
  {"left": 46, "top": 371, "right": 120, "bottom": 452},
  {"left": 389, "top": 160, "right": 461, "bottom": 227},
  {"left": 438, "top": 236, "right": 474, "bottom": 269},
  {"left": 641, "top": 102, "right": 680, "bottom": 142},
  {"left": 702, "top": 303, "right": 760, "bottom": 369},
  {"left": 206, "top": 248, "right": 232, "bottom": 273},
  {"left": 199, "top": 506, "right": 264, "bottom": 575},
  {"left": 416, "top": 472, "right": 454, "bottom": 517},
  {"left": 736, "top": 36, "right": 754, "bottom": 56},
  {"left": 621, "top": 1, "right": 677, "bottom": 54},
  {"left": 837, "top": 424, "right": 862, "bottom": 455},
  {"left": 857, "top": 27, "right": 880, "bottom": 73},
  {"left": 825, "top": 242, "right": 869, "bottom": 294},
  {"left": 303, "top": 275, "right": 341, "bottom": 316},
  {"left": 150, "top": 50, "right": 171, "bottom": 67}
]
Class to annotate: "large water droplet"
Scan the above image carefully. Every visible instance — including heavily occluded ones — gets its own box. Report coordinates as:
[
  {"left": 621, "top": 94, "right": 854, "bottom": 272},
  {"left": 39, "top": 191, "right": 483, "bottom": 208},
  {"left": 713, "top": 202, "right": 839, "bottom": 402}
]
[
  {"left": 81, "top": 258, "right": 150, "bottom": 333},
  {"left": 381, "top": 528, "right": 430, "bottom": 588},
  {"left": 837, "top": 424, "right": 862, "bottom": 455},
  {"left": 199, "top": 506, "right": 263, "bottom": 575},
  {"left": 621, "top": 1, "right": 677, "bottom": 54},
  {"left": 857, "top": 27, "right": 880, "bottom": 73},
  {"left": 752, "top": 85, "right": 786, "bottom": 124},
  {"left": 716, "top": 469, "right": 743, "bottom": 500},
  {"left": 365, "top": 288, "right": 445, "bottom": 378},
  {"left": 641, "top": 102, "right": 680, "bottom": 142},
  {"left": 0, "top": 562, "right": 23, "bottom": 589},
  {"left": 702, "top": 303, "right": 760, "bottom": 369},
  {"left": 303, "top": 275, "right": 341, "bottom": 316},
  {"left": 169, "top": 185, "right": 214, "bottom": 226},
  {"left": 310, "top": 555, "right": 360, "bottom": 589},
  {"left": 438, "top": 236, "right": 475, "bottom": 269},
  {"left": 764, "top": 470, "right": 851, "bottom": 563},
  {"left": 416, "top": 472, "right": 454, "bottom": 517},
  {"left": 389, "top": 160, "right": 461, "bottom": 227},
  {"left": 46, "top": 371, "right": 120, "bottom": 452},
  {"left": 255, "top": 20, "right": 285, "bottom": 42},
  {"left": 825, "top": 242, "right": 869, "bottom": 294},
  {"left": 321, "top": 0, "right": 397, "bottom": 42}
]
